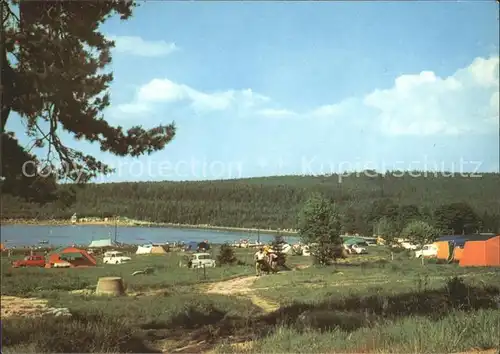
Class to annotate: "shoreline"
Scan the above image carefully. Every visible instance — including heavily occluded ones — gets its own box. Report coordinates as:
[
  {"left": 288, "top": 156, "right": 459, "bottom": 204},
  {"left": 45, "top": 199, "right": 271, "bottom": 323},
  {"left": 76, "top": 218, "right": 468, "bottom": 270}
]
[{"left": 0, "top": 219, "right": 299, "bottom": 236}]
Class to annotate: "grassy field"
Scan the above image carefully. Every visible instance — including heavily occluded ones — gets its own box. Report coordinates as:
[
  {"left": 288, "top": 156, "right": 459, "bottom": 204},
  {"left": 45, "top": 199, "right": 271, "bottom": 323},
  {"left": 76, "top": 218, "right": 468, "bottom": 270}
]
[
  {"left": 1, "top": 248, "right": 255, "bottom": 296},
  {"left": 1, "top": 246, "right": 499, "bottom": 353}
]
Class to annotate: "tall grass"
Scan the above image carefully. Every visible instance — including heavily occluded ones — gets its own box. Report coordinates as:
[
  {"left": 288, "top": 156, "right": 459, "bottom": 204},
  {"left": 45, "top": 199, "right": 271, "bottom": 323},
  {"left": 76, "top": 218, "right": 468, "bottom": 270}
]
[
  {"left": 2, "top": 313, "right": 157, "bottom": 353},
  {"left": 216, "top": 309, "right": 500, "bottom": 353}
]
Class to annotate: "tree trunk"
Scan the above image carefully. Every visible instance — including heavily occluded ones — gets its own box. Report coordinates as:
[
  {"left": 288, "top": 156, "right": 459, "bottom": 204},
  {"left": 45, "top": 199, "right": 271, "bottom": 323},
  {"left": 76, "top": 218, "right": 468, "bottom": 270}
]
[
  {"left": 1, "top": 40, "right": 14, "bottom": 133},
  {"left": 421, "top": 254, "right": 425, "bottom": 266},
  {"left": 391, "top": 251, "right": 394, "bottom": 261}
]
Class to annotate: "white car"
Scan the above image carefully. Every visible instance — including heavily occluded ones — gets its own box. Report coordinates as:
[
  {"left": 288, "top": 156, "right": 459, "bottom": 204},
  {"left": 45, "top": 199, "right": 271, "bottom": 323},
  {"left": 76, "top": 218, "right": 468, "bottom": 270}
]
[
  {"left": 103, "top": 251, "right": 131, "bottom": 264},
  {"left": 52, "top": 261, "right": 71, "bottom": 268},
  {"left": 400, "top": 242, "right": 418, "bottom": 250},
  {"left": 350, "top": 244, "right": 368, "bottom": 254},
  {"left": 415, "top": 244, "right": 438, "bottom": 258},
  {"left": 188, "top": 253, "right": 216, "bottom": 269}
]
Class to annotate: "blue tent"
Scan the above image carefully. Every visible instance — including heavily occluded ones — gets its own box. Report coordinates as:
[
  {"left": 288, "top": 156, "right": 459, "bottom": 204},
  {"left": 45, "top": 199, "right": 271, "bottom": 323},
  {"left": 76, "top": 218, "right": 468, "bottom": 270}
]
[
  {"left": 438, "top": 235, "right": 460, "bottom": 242},
  {"left": 438, "top": 234, "right": 496, "bottom": 247}
]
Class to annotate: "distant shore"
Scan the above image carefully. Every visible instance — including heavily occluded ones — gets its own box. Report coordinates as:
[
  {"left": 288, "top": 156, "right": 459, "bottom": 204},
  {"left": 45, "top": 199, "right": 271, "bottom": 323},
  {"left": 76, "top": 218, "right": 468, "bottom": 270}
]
[{"left": 0, "top": 218, "right": 299, "bottom": 236}]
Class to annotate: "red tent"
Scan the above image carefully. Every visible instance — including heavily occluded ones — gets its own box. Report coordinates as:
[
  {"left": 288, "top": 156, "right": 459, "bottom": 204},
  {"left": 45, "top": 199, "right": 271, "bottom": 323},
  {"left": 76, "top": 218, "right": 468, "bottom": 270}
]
[{"left": 47, "top": 247, "right": 97, "bottom": 268}]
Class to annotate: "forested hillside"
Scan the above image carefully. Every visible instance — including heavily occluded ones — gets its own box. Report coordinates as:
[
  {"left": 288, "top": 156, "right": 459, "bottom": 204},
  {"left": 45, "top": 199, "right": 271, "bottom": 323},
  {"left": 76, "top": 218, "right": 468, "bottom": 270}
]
[{"left": 2, "top": 172, "right": 499, "bottom": 235}]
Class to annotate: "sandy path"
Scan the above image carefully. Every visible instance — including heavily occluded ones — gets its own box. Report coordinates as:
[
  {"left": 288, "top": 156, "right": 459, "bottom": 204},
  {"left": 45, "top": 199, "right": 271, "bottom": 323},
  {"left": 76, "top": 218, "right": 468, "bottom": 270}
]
[
  {"left": 206, "top": 276, "right": 257, "bottom": 295},
  {"left": 1, "top": 296, "right": 71, "bottom": 318},
  {"left": 205, "top": 276, "right": 279, "bottom": 313},
  {"left": 1, "top": 296, "right": 49, "bottom": 318}
]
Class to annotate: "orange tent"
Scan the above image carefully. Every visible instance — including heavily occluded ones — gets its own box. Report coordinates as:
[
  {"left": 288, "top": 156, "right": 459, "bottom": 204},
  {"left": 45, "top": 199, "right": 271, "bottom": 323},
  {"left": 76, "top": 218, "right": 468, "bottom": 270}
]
[
  {"left": 433, "top": 241, "right": 451, "bottom": 260},
  {"left": 48, "top": 247, "right": 97, "bottom": 268},
  {"left": 0, "top": 243, "right": 5, "bottom": 251},
  {"left": 452, "top": 247, "right": 464, "bottom": 262},
  {"left": 459, "top": 236, "right": 500, "bottom": 267}
]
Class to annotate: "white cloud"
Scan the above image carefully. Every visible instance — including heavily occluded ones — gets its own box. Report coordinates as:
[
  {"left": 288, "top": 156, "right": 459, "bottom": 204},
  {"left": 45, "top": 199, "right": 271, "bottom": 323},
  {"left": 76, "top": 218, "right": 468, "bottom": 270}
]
[
  {"left": 306, "top": 56, "right": 498, "bottom": 135},
  {"left": 116, "top": 78, "right": 270, "bottom": 116},
  {"left": 112, "top": 55, "right": 499, "bottom": 136},
  {"left": 108, "top": 35, "right": 178, "bottom": 57},
  {"left": 362, "top": 55, "right": 499, "bottom": 135},
  {"left": 464, "top": 56, "right": 499, "bottom": 87},
  {"left": 137, "top": 79, "right": 188, "bottom": 103},
  {"left": 310, "top": 98, "right": 360, "bottom": 119}
]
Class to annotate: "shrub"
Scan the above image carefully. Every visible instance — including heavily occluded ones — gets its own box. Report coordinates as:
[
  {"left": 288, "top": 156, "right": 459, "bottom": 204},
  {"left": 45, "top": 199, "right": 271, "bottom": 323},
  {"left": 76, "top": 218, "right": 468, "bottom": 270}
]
[
  {"left": 1, "top": 312, "right": 158, "bottom": 353},
  {"left": 216, "top": 243, "right": 237, "bottom": 265},
  {"left": 311, "top": 242, "right": 345, "bottom": 266},
  {"left": 271, "top": 234, "right": 288, "bottom": 269}
]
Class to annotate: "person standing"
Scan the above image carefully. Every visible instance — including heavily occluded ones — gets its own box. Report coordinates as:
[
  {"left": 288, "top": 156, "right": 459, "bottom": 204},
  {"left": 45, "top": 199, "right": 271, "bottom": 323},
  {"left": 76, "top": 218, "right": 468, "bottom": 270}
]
[
  {"left": 268, "top": 251, "right": 278, "bottom": 272},
  {"left": 254, "top": 247, "right": 266, "bottom": 276}
]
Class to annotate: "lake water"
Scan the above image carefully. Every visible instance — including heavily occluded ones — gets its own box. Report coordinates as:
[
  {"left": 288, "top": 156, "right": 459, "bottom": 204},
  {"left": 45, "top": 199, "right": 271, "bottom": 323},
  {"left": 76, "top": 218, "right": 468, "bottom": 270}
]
[{"left": 0, "top": 224, "right": 298, "bottom": 247}]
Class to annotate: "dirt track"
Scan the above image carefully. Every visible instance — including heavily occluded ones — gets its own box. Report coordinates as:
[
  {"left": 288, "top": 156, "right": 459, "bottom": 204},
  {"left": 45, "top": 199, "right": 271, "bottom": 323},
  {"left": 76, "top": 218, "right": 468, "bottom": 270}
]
[
  {"left": 205, "top": 276, "right": 279, "bottom": 312},
  {"left": 1, "top": 296, "right": 71, "bottom": 318}
]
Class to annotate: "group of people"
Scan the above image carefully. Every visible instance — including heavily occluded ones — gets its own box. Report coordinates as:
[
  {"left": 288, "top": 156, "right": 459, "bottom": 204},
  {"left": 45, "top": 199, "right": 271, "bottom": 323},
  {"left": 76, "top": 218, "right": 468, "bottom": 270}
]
[{"left": 253, "top": 246, "right": 278, "bottom": 276}]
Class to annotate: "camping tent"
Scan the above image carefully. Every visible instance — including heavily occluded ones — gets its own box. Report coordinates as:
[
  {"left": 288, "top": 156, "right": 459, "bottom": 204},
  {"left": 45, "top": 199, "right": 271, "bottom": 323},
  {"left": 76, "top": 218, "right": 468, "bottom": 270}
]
[
  {"left": 281, "top": 243, "right": 292, "bottom": 254},
  {"left": 136, "top": 244, "right": 167, "bottom": 255},
  {"left": 452, "top": 247, "right": 464, "bottom": 262},
  {"left": 47, "top": 247, "right": 97, "bottom": 267},
  {"left": 438, "top": 234, "right": 495, "bottom": 247},
  {"left": 459, "top": 236, "right": 500, "bottom": 267},
  {"left": 88, "top": 239, "right": 114, "bottom": 248},
  {"left": 433, "top": 241, "right": 453, "bottom": 260}
]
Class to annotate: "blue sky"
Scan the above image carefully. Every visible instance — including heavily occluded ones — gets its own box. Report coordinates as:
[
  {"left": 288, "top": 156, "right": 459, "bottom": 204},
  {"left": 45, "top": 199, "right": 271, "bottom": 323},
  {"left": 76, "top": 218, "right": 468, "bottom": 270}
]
[{"left": 7, "top": 1, "right": 500, "bottom": 181}]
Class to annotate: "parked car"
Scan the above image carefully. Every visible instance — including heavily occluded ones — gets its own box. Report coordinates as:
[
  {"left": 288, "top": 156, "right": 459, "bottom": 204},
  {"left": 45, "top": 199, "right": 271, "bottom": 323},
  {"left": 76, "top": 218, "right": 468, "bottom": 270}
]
[
  {"left": 103, "top": 251, "right": 131, "bottom": 264},
  {"left": 12, "top": 255, "right": 46, "bottom": 268},
  {"left": 188, "top": 253, "right": 216, "bottom": 269},
  {"left": 415, "top": 244, "right": 438, "bottom": 258},
  {"left": 350, "top": 244, "right": 368, "bottom": 254},
  {"left": 400, "top": 242, "right": 418, "bottom": 250},
  {"left": 52, "top": 261, "right": 72, "bottom": 268}
]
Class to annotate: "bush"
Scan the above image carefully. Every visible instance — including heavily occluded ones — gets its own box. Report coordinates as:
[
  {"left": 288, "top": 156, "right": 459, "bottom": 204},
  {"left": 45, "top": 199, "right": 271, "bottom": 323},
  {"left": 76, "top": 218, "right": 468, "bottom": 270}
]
[
  {"left": 1, "top": 312, "right": 158, "bottom": 353},
  {"left": 271, "top": 234, "right": 288, "bottom": 269},
  {"left": 216, "top": 243, "right": 237, "bottom": 265},
  {"left": 311, "top": 242, "right": 345, "bottom": 266}
]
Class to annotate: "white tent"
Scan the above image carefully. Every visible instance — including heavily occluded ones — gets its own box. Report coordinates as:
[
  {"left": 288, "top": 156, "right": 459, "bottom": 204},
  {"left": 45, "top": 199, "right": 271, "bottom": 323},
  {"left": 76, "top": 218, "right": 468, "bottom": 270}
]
[
  {"left": 89, "top": 239, "right": 114, "bottom": 248},
  {"left": 136, "top": 244, "right": 153, "bottom": 254},
  {"left": 282, "top": 243, "right": 292, "bottom": 254}
]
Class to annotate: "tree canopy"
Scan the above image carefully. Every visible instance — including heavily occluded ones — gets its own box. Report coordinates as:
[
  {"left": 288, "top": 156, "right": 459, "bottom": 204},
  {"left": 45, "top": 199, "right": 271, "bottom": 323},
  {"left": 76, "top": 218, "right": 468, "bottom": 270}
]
[
  {"left": 433, "top": 202, "right": 481, "bottom": 235},
  {"left": 297, "top": 193, "right": 341, "bottom": 244},
  {"left": 401, "top": 220, "right": 441, "bottom": 248},
  {"left": 1, "top": 0, "right": 175, "bottom": 200},
  {"left": 401, "top": 220, "right": 442, "bottom": 264},
  {"left": 297, "top": 193, "right": 343, "bottom": 265},
  {"left": 373, "top": 217, "right": 398, "bottom": 245},
  {"left": 2, "top": 173, "right": 499, "bottom": 235}
]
